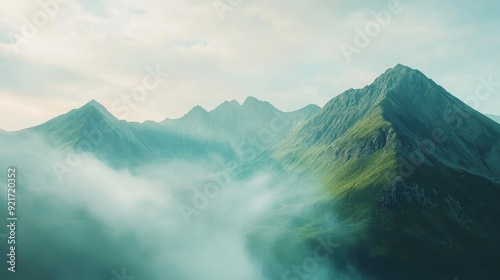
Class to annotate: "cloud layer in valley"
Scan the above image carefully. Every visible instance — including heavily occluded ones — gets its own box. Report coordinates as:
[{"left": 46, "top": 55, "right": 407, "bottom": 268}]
[{"left": 0, "top": 132, "right": 363, "bottom": 279}]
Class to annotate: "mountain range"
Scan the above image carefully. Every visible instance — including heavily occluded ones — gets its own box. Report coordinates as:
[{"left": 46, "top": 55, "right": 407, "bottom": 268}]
[
  {"left": 16, "top": 96, "right": 319, "bottom": 168},
  {"left": 1, "top": 64, "right": 499, "bottom": 279}
]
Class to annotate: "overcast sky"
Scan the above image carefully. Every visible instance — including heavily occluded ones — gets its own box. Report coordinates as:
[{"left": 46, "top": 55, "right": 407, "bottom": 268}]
[{"left": 0, "top": 0, "right": 499, "bottom": 131}]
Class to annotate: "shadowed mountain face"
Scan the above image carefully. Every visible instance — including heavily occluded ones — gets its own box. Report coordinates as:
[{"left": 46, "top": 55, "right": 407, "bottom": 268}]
[{"left": 248, "top": 64, "right": 500, "bottom": 279}]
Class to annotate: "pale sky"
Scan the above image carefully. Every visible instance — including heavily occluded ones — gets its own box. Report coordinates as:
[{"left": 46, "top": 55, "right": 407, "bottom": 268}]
[{"left": 0, "top": 0, "right": 499, "bottom": 131}]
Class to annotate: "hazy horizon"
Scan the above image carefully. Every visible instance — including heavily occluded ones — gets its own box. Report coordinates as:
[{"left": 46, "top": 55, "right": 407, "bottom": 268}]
[
  {"left": 2, "top": 64, "right": 500, "bottom": 132},
  {"left": 1, "top": 0, "right": 500, "bottom": 130}
]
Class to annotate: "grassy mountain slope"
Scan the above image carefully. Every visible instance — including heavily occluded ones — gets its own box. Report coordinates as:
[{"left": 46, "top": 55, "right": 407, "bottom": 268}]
[{"left": 247, "top": 65, "right": 500, "bottom": 279}]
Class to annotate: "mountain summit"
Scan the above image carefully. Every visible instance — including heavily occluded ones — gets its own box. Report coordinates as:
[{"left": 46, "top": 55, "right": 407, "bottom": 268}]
[
  {"left": 276, "top": 64, "right": 500, "bottom": 177},
  {"left": 251, "top": 64, "right": 500, "bottom": 279},
  {"left": 29, "top": 100, "right": 120, "bottom": 145}
]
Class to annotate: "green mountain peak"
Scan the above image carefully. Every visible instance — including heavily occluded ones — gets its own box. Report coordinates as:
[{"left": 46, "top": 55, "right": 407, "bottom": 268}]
[{"left": 254, "top": 65, "right": 500, "bottom": 279}]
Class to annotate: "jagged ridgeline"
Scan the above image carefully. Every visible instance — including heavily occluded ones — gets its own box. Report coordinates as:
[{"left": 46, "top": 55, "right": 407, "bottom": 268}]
[{"left": 24, "top": 97, "right": 320, "bottom": 168}]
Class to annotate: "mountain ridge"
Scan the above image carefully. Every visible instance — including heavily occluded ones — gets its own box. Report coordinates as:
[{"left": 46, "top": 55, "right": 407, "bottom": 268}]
[
  {"left": 242, "top": 64, "right": 500, "bottom": 279},
  {"left": 15, "top": 96, "right": 320, "bottom": 168}
]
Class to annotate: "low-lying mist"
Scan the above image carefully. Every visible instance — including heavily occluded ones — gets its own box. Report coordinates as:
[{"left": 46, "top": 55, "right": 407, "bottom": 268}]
[{"left": 0, "top": 133, "right": 363, "bottom": 280}]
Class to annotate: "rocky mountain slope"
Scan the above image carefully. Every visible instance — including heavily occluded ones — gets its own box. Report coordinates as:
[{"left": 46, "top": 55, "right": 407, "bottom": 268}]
[{"left": 246, "top": 64, "right": 500, "bottom": 279}]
